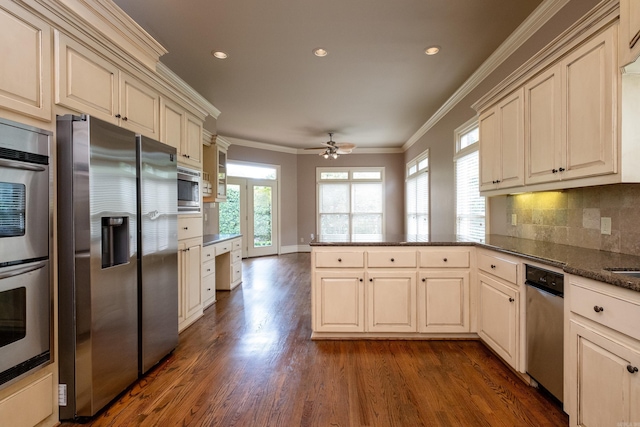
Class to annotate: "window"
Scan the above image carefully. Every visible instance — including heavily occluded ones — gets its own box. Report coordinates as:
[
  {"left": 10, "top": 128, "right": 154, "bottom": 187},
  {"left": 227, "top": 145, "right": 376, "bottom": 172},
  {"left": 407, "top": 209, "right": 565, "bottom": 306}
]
[
  {"left": 317, "top": 167, "right": 384, "bottom": 240},
  {"left": 406, "top": 149, "right": 429, "bottom": 235},
  {"left": 454, "top": 119, "right": 485, "bottom": 240}
]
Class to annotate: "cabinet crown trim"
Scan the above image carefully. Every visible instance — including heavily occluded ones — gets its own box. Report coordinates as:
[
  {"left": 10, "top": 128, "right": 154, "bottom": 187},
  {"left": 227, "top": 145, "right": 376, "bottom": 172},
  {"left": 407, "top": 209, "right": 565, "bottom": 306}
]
[{"left": 472, "top": 0, "right": 618, "bottom": 113}]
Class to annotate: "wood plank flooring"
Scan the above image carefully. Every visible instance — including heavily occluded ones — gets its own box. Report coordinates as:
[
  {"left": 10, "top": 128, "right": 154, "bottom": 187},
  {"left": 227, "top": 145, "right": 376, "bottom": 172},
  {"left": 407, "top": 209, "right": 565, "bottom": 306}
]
[{"left": 62, "top": 253, "right": 568, "bottom": 426}]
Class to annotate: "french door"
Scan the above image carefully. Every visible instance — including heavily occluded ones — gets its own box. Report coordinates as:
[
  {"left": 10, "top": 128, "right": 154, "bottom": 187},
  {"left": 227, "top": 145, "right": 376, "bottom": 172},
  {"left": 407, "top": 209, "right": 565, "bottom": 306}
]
[{"left": 222, "top": 177, "right": 278, "bottom": 257}]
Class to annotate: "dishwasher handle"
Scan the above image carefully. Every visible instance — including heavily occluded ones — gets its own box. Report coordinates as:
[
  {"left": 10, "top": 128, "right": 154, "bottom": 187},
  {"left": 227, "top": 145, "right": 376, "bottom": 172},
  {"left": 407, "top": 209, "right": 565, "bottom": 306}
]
[{"left": 525, "top": 279, "right": 564, "bottom": 298}]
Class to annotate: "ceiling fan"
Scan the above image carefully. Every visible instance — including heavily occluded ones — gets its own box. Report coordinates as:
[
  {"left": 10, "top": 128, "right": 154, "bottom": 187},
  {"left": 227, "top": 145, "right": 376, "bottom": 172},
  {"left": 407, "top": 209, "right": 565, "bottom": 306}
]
[{"left": 305, "top": 133, "right": 356, "bottom": 159}]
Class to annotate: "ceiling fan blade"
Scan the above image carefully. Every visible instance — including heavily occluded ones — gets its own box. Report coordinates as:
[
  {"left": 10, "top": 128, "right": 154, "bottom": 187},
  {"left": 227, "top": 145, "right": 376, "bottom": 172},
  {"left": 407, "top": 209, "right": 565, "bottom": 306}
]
[
  {"left": 336, "top": 148, "right": 353, "bottom": 154},
  {"left": 335, "top": 142, "right": 356, "bottom": 150}
]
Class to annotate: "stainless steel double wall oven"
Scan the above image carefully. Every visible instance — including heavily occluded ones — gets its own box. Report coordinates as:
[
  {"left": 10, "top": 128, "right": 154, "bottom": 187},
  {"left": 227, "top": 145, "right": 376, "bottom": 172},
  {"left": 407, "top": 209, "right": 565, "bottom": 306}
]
[{"left": 0, "top": 118, "right": 52, "bottom": 388}]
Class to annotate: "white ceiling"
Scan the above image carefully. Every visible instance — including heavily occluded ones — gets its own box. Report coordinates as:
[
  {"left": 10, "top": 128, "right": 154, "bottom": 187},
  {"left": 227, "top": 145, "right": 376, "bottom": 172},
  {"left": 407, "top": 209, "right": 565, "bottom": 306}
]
[{"left": 113, "top": 0, "right": 542, "bottom": 150}]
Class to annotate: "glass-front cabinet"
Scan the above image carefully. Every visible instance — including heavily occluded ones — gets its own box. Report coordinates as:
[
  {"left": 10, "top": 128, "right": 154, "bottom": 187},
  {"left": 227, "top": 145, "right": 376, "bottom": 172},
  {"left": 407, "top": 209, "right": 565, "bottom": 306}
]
[{"left": 202, "top": 134, "right": 230, "bottom": 203}]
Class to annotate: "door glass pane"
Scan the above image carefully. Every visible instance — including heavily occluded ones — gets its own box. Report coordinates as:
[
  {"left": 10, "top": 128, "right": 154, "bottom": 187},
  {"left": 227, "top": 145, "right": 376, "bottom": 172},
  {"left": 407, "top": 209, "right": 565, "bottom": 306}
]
[
  {"left": 219, "top": 184, "right": 241, "bottom": 234},
  {"left": 0, "top": 182, "right": 26, "bottom": 237},
  {"left": 0, "top": 287, "right": 26, "bottom": 347},
  {"left": 253, "top": 186, "right": 272, "bottom": 248}
]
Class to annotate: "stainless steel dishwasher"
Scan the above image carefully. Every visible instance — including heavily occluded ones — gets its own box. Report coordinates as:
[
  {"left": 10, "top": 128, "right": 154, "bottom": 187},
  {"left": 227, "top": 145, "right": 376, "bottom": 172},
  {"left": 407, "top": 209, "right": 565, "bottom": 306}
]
[{"left": 525, "top": 264, "right": 564, "bottom": 403}]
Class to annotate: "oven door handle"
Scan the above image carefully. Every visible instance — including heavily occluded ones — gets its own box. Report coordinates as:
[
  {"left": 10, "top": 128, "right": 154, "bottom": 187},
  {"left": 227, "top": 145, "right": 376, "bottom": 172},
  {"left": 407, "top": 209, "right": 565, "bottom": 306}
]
[
  {"left": 0, "top": 158, "right": 47, "bottom": 172},
  {"left": 0, "top": 261, "right": 47, "bottom": 280}
]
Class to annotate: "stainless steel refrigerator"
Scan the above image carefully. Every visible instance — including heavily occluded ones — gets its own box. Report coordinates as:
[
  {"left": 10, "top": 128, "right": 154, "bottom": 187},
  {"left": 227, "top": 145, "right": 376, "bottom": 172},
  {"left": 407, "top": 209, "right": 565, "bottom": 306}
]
[{"left": 57, "top": 115, "right": 178, "bottom": 420}]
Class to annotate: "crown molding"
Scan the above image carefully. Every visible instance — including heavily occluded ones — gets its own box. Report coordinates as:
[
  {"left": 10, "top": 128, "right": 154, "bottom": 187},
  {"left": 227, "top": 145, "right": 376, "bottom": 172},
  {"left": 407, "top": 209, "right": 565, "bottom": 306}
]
[
  {"left": 298, "top": 147, "right": 404, "bottom": 155},
  {"left": 402, "top": 0, "right": 570, "bottom": 152},
  {"left": 225, "top": 137, "right": 299, "bottom": 154},
  {"left": 156, "top": 63, "right": 221, "bottom": 119},
  {"left": 32, "top": 0, "right": 168, "bottom": 70}
]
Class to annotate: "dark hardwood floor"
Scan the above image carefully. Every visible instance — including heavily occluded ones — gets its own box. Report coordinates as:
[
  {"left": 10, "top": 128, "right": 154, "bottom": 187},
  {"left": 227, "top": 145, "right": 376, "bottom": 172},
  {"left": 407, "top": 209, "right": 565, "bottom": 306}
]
[{"left": 62, "top": 253, "right": 568, "bottom": 426}]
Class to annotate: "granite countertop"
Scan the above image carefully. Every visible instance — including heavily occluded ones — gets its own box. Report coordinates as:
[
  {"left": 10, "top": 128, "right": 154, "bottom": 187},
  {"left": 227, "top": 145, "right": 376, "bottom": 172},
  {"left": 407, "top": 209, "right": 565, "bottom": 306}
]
[
  {"left": 310, "top": 234, "right": 640, "bottom": 292},
  {"left": 203, "top": 233, "right": 242, "bottom": 247}
]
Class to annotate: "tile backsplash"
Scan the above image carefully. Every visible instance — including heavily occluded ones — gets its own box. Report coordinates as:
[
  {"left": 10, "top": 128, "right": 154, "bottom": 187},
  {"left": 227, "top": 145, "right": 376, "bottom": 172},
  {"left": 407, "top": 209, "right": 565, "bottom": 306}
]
[{"left": 503, "top": 184, "right": 640, "bottom": 255}]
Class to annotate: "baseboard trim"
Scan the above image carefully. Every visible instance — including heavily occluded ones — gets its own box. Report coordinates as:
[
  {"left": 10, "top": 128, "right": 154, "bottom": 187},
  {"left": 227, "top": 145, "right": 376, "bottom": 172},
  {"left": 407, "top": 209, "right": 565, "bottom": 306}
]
[{"left": 280, "top": 244, "right": 311, "bottom": 254}]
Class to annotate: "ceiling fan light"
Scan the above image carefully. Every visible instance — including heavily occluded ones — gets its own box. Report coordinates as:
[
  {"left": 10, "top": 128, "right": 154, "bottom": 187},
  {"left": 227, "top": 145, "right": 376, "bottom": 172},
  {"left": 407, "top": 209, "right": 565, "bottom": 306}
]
[
  {"left": 323, "top": 152, "right": 330, "bottom": 159},
  {"left": 331, "top": 152, "right": 338, "bottom": 159}
]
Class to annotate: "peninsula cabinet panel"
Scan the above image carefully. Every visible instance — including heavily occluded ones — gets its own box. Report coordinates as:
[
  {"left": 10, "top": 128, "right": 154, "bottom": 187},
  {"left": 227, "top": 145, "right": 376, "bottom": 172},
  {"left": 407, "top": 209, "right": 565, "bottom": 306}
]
[
  {"left": 561, "top": 26, "right": 617, "bottom": 181},
  {"left": 366, "top": 271, "right": 417, "bottom": 333},
  {"left": 569, "top": 321, "right": 640, "bottom": 427},
  {"left": 314, "top": 271, "right": 365, "bottom": 332},
  {"left": 478, "top": 273, "right": 519, "bottom": 369},
  {"left": 418, "top": 271, "right": 470, "bottom": 333},
  {"left": 0, "top": 3, "right": 51, "bottom": 121}
]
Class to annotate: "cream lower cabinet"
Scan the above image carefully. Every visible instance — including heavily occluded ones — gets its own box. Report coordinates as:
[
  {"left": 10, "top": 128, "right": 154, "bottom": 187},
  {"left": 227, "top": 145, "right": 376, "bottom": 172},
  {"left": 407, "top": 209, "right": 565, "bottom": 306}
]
[
  {"left": 567, "top": 276, "right": 640, "bottom": 426},
  {"left": 314, "top": 270, "right": 365, "bottom": 333},
  {"left": 202, "top": 244, "right": 216, "bottom": 308},
  {"left": 0, "top": 2, "right": 51, "bottom": 121},
  {"left": 478, "top": 273, "right": 519, "bottom": 369},
  {"left": 55, "top": 30, "right": 160, "bottom": 138},
  {"left": 178, "top": 237, "right": 202, "bottom": 332},
  {"left": 418, "top": 248, "right": 471, "bottom": 333},
  {"left": 366, "top": 271, "right": 417, "bottom": 333}
]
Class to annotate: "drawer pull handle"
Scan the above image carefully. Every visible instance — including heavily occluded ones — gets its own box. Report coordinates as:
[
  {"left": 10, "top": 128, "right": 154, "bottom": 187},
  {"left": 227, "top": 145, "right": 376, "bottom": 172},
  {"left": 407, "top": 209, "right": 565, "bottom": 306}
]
[
  {"left": 183, "top": 227, "right": 188, "bottom": 230},
  {"left": 593, "top": 305, "right": 604, "bottom": 313},
  {"left": 207, "top": 288, "right": 212, "bottom": 291},
  {"left": 443, "top": 258, "right": 448, "bottom": 262},
  {"left": 338, "top": 258, "right": 342, "bottom": 262},
  {"left": 390, "top": 258, "right": 395, "bottom": 262},
  {"left": 207, "top": 268, "right": 211, "bottom": 272},
  {"left": 490, "top": 264, "right": 496, "bottom": 269},
  {"left": 207, "top": 254, "right": 211, "bottom": 257},
  {"left": 509, "top": 297, "right": 515, "bottom": 302},
  {"left": 627, "top": 365, "right": 639, "bottom": 374}
]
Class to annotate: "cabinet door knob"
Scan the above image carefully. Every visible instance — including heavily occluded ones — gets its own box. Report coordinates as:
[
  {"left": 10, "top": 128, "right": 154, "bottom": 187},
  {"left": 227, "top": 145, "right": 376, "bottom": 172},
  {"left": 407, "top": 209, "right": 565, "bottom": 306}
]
[
  {"left": 421, "top": 278, "right": 426, "bottom": 282},
  {"left": 183, "top": 227, "right": 188, "bottom": 230},
  {"left": 338, "top": 258, "right": 342, "bottom": 262},
  {"left": 122, "top": 116, "right": 128, "bottom": 121},
  {"left": 207, "top": 288, "right": 212, "bottom": 291},
  {"left": 490, "top": 264, "right": 496, "bottom": 269},
  {"left": 509, "top": 297, "right": 515, "bottom": 302},
  {"left": 496, "top": 179, "right": 501, "bottom": 183},
  {"left": 369, "top": 278, "right": 373, "bottom": 282},
  {"left": 443, "top": 258, "right": 448, "bottom": 262},
  {"left": 207, "top": 268, "right": 211, "bottom": 272},
  {"left": 390, "top": 258, "right": 395, "bottom": 262},
  {"left": 627, "top": 365, "right": 639, "bottom": 374},
  {"left": 207, "top": 254, "right": 211, "bottom": 257},
  {"left": 593, "top": 305, "right": 604, "bottom": 313},
  {"left": 559, "top": 167, "right": 565, "bottom": 172},
  {"left": 115, "top": 114, "right": 121, "bottom": 118},
  {"left": 552, "top": 169, "right": 558, "bottom": 173}
]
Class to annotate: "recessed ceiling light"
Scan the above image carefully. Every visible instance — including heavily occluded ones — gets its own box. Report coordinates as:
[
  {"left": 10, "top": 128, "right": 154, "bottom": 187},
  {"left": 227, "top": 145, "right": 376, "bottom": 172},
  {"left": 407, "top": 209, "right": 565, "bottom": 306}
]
[
  {"left": 313, "top": 48, "right": 328, "bottom": 57},
  {"left": 212, "top": 51, "right": 228, "bottom": 59},
  {"left": 424, "top": 45, "right": 440, "bottom": 55}
]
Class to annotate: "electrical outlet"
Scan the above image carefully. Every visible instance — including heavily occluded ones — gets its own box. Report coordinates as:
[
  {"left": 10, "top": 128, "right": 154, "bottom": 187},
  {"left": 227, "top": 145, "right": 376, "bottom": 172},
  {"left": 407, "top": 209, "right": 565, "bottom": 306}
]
[
  {"left": 204, "top": 213, "right": 208, "bottom": 222},
  {"left": 300, "top": 237, "right": 304, "bottom": 243},
  {"left": 601, "top": 217, "right": 612, "bottom": 235},
  {"left": 511, "top": 213, "right": 517, "bottom": 226},
  {"left": 310, "top": 233, "right": 315, "bottom": 240}
]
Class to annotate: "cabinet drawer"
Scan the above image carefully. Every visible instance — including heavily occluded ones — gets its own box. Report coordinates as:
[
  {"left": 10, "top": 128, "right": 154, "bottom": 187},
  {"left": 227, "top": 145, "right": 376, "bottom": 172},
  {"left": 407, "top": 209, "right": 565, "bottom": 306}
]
[
  {"left": 232, "top": 249, "right": 242, "bottom": 264},
  {"left": 202, "top": 274, "right": 215, "bottom": 306},
  {"left": 232, "top": 261, "right": 242, "bottom": 283},
  {"left": 202, "top": 259, "right": 215, "bottom": 278},
  {"left": 315, "top": 251, "right": 364, "bottom": 268},
  {"left": 478, "top": 252, "right": 518, "bottom": 284},
  {"left": 419, "top": 249, "right": 470, "bottom": 268},
  {"left": 178, "top": 217, "right": 202, "bottom": 241},
  {"left": 367, "top": 250, "right": 417, "bottom": 268},
  {"left": 570, "top": 284, "right": 640, "bottom": 341},
  {"left": 215, "top": 240, "right": 232, "bottom": 255},
  {"left": 202, "top": 245, "right": 215, "bottom": 262},
  {"left": 232, "top": 238, "right": 242, "bottom": 250}
]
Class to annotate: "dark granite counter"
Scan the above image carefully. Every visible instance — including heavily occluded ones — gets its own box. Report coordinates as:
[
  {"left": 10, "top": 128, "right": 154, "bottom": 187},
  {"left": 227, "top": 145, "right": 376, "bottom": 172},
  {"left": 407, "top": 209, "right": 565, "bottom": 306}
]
[
  {"left": 203, "top": 233, "right": 242, "bottom": 247},
  {"left": 310, "top": 234, "right": 640, "bottom": 292}
]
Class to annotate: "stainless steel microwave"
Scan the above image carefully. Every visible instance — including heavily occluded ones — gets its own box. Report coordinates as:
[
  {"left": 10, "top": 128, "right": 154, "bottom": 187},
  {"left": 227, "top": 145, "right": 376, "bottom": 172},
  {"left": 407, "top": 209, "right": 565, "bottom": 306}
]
[{"left": 177, "top": 166, "right": 200, "bottom": 214}]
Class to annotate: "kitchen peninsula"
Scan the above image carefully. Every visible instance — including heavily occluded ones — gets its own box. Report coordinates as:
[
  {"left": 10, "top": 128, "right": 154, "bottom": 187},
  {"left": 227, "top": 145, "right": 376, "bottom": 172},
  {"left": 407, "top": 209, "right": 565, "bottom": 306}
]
[{"left": 311, "top": 234, "right": 640, "bottom": 424}]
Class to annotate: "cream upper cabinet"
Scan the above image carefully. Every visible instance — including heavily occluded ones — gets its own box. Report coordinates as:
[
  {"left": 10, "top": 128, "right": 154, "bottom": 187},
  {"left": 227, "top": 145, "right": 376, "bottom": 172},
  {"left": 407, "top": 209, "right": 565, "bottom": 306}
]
[
  {"left": 561, "top": 26, "right": 617, "bottom": 181},
  {"left": 525, "top": 64, "right": 563, "bottom": 184},
  {"left": 160, "top": 96, "right": 202, "bottom": 167},
  {"left": 55, "top": 30, "right": 159, "bottom": 138},
  {"left": 479, "top": 88, "right": 524, "bottom": 192},
  {"left": 0, "top": 2, "right": 51, "bottom": 121},
  {"left": 619, "top": 0, "right": 640, "bottom": 66}
]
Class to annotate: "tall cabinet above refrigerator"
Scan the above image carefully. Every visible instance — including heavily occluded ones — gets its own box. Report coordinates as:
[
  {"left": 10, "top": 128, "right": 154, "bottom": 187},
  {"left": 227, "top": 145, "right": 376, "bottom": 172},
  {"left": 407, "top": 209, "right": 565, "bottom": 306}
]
[{"left": 57, "top": 115, "right": 178, "bottom": 420}]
